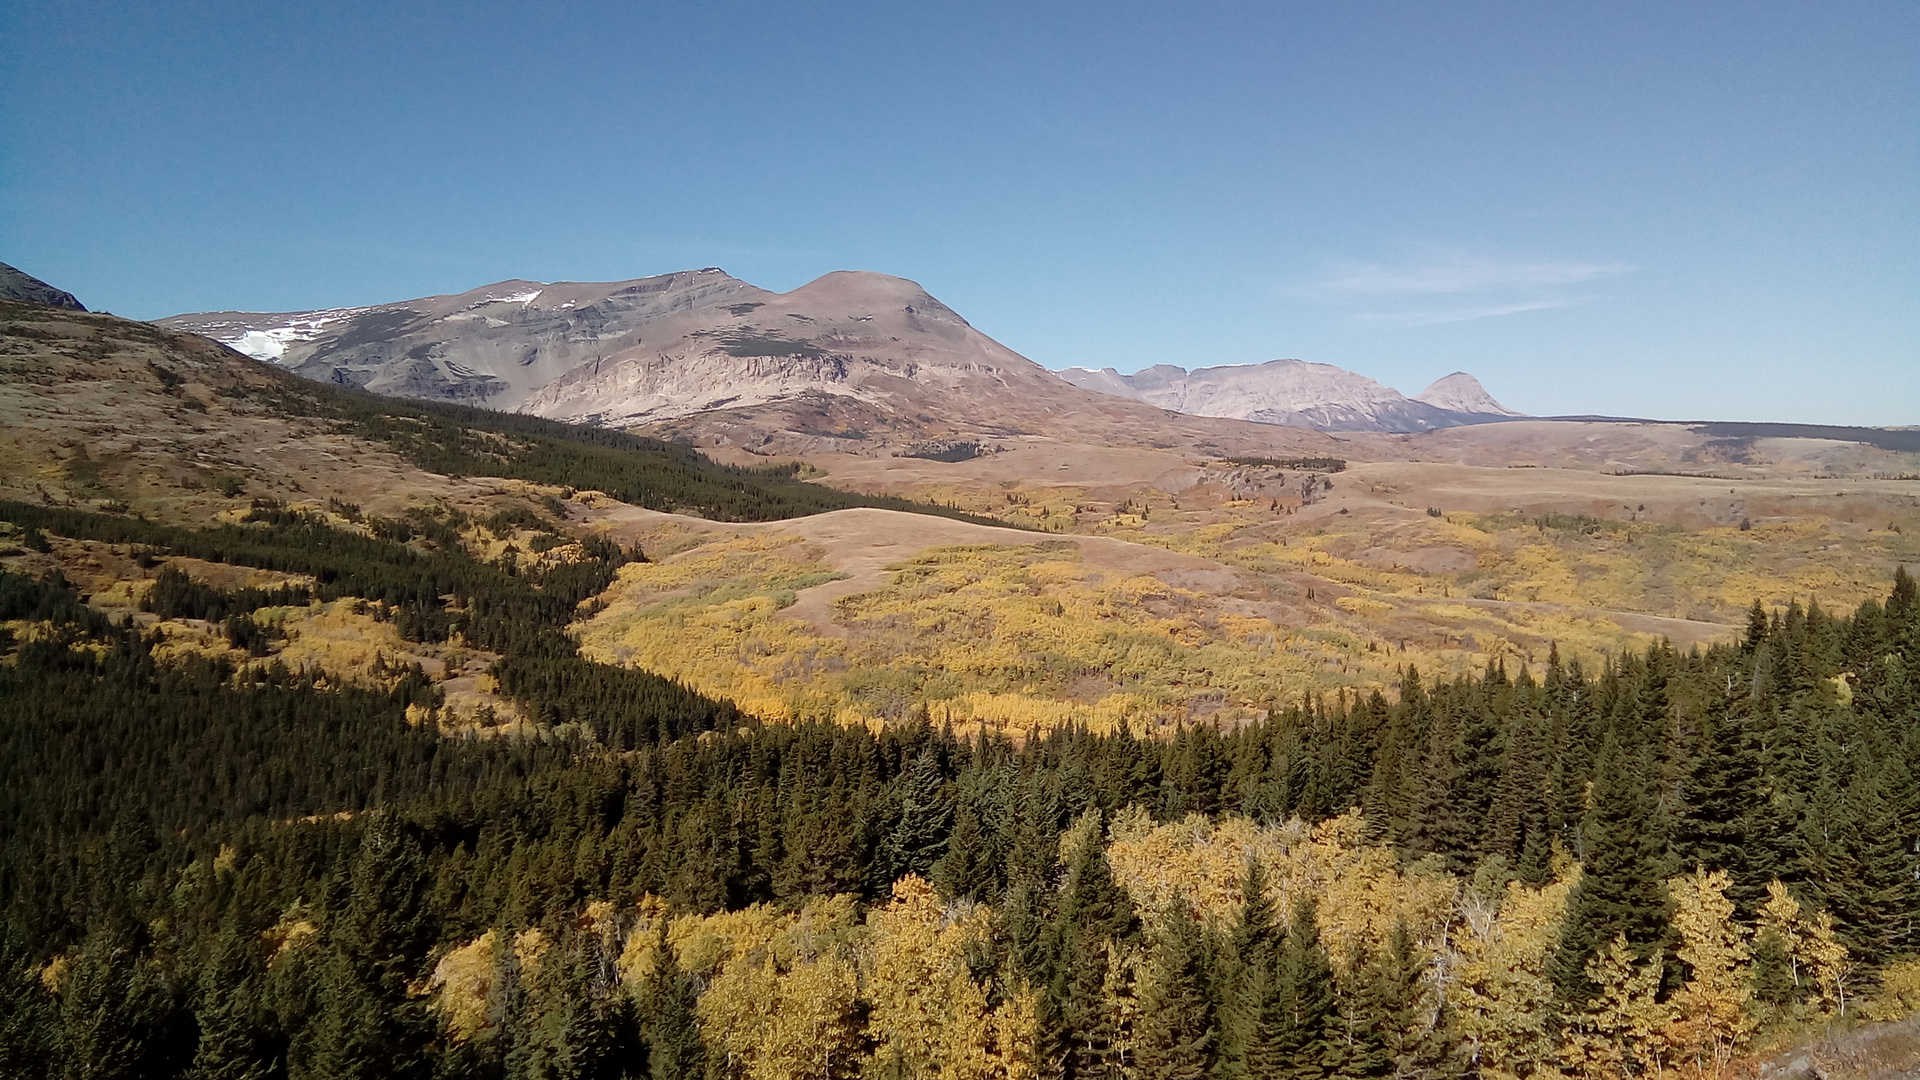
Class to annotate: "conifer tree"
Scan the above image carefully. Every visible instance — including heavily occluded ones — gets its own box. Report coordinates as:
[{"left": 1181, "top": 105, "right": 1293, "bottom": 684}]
[
  {"left": 1133, "top": 901, "right": 1216, "bottom": 1080},
  {"left": 0, "top": 927, "right": 55, "bottom": 1077},
  {"left": 1037, "top": 812, "right": 1136, "bottom": 1080},
  {"left": 1672, "top": 709, "right": 1772, "bottom": 915},
  {"left": 1265, "top": 897, "right": 1337, "bottom": 1080},
  {"left": 878, "top": 747, "right": 955, "bottom": 887},
  {"left": 1815, "top": 762, "right": 1919, "bottom": 965},
  {"left": 931, "top": 782, "right": 999, "bottom": 902},
  {"left": 1212, "top": 861, "right": 1280, "bottom": 1080},
  {"left": 307, "top": 815, "right": 435, "bottom": 1080},
  {"left": 1484, "top": 702, "right": 1553, "bottom": 885},
  {"left": 184, "top": 919, "right": 274, "bottom": 1080},
  {"left": 636, "top": 920, "right": 703, "bottom": 1080},
  {"left": 1743, "top": 600, "right": 1770, "bottom": 654},
  {"left": 1551, "top": 735, "right": 1671, "bottom": 1004}
]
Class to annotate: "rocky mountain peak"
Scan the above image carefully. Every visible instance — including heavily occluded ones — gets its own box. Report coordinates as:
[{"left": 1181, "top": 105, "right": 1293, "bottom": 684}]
[{"left": 1414, "top": 372, "right": 1522, "bottom": 416}]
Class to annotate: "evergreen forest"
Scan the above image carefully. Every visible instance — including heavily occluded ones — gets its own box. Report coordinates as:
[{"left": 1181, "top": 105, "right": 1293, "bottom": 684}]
[{"left": 2, "top": 496, "right": 1918, "bottom": 1080}]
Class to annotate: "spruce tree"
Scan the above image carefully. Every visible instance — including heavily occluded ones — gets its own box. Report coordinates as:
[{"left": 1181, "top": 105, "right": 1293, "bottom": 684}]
[
  {"left": 1037, "top": 811, "right": 1137, "bottom": 1080},
  {"left": 1672, "top": 710, "right": 1771, "bottom": 916},
  {"left": 876, "top": 747, "right": 954, "bottom": 887},
  {"left": 1213, "top": 861, "right": 1280, "bottom": 1080},
  {"left": 1263, "top": 897, "right": 1336, "bottom": 1080},
  {"left": 1818, "top": 761, "right": 1920, "bottom": 965},
  {"left": 1134, "top": 901, "right": 1215, "bottom": 1080},
  {"left": 307, "top": 815, "right": 435, "bottom": 1080},
  {"left": 1551, "top": 734, "right": 1672, "bottom": 1003},
  {"left": 637, "top": 920, "right": 703, "bottom": 1080},
  {"left": 185, "top": 919, "right": 274, "bottom": 1080},
  {"left": 0, "top": 926, "right": 55, "bottom": 1078}
]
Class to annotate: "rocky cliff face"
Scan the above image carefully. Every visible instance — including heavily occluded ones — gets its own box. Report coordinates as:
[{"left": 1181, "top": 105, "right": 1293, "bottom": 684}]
[{"left": 1055, "top": 358, "right": 1521, "bottom": 432}]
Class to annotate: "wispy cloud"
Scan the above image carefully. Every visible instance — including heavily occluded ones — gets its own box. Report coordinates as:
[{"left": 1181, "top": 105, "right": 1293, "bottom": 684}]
[{"left": 1301, "top": 248, "right": 1635, "bottom": 324}]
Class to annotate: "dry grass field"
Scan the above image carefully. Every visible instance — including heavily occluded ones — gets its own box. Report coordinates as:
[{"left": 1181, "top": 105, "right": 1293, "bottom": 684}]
[{"left": 587, "top": 423, "right": 1920, "bottom": 732}]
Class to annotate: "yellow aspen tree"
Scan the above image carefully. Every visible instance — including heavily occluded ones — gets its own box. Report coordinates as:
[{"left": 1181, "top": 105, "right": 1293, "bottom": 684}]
[
  {"left": 940, "top": 958, "right": 995, "bottom": 1080},
  {"left": 699, "top": 955, "right": 782, "bottom": 1080},
  {"left": 1755, "top": 882, "right": 1806, "bottom": 999},
  {"left": 1447, "top": 873, "right": 1576, "bottom": 1080},
  {"left": 428, "top": 930, "right": 497, "bottom": 1042},
  {"left": 862, "top": 876, "right": 1039, "bottom": 1080},
  {"left": 983, "top": 982, "right": 1041, "bottom": 1080},
  {"left": 1800, "top": 910, "right": 1851, "bottom": 1017},
  {"left": 1666, "top": 869, "right": 1755, "bottom": 1079},
  {"left": 1099, "top": 940, "right": 1148, "bottom": 1080},
  {"left": 1753, "top": 881, "right": 1852, "bottom": 1017},
  {"left": 865, "top": 876, "right": 950, "bottom": 1079},
  {"left": 758, "top": 954, "right": 864, "bottom": 1080},
  {"left": 1560, "top": 935, "right": 1668, "bottom": 1080}
]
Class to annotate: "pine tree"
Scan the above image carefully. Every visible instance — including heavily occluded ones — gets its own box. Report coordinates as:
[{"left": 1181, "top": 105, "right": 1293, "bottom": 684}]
[
  {"left": 1264, "top": 898, "right": 1336, "bottom": 1080},
  {"left": 184, "top": 919, "right": 274, "bottom": 1080},
  {"left": 637, "top": 919, "right": 703, "bottom": 1080},
  {"left": 1212, "top": 861, "right": 1280, "bottom": 1080},
  {"left": 1133, "top": 901, "right": 1215, "bottom": 1080},
  {"left": 1551, "top": 735, "right": 1671, "bottom": 1004},
  {"left": 877, "top": 748, "right": 955, "bottom": 887}
]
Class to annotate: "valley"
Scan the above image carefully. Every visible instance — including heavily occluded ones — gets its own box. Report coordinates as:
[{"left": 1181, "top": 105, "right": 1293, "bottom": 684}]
[
  {"left": 9, "top": 284, "right": 1918, "bottom": 738},
  {"left": 3, "top": 268, "right": 1918, "bottom": 1080}
]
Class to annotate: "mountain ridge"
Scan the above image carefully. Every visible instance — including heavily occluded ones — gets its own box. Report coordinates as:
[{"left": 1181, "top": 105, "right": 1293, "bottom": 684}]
[
  {"left": 0, "top": 261, "right": 87, "bottom": 311},
  {"left": 157, "top": 269, "right": 1350, "bottom": 459},
  {"left": 1056, "top": 358, "right": 1523, "bottom": 433}
]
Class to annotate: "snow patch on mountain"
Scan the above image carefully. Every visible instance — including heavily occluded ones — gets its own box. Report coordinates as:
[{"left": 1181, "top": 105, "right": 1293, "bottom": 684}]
[{"left": 190, "top": 307, "right": 373, "bottom": 363}]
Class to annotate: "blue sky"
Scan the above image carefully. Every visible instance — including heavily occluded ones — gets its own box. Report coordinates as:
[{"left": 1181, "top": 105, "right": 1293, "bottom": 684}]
[{"left": 3, "top": 1, "right": 1915, "bottom": 424}]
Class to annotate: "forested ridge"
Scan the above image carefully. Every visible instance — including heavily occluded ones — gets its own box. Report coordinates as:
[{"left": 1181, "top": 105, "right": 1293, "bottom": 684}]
[
  {"left": 1, "top": 495, "right": 1917, "bottom": 1079},
  {"left": 282, "top": 382, "right": 1015, "bottom": 526}
]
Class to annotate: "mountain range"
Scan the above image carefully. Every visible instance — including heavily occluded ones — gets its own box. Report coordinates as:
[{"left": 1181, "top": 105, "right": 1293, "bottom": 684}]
[
  {"left": 1055, "top": 361, "right": 1520, "bottom": 432},
  {"left": 158, "top": 269, "right": 1518, "bottom": 442}
]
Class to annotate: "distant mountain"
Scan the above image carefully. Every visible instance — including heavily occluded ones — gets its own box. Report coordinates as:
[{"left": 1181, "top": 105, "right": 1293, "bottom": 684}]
[
  {"left": 158, "top": 270, "right": 1343, "bottom": 458},
  {"left": 0, "top": 262, "right": 86, "bottom": 310},
  {"left": 1414, "top": 372, "right": 1522, "bottom": 417},
  {"left": 1055, "top": 358, "right": 1523, "bottom": 433}
]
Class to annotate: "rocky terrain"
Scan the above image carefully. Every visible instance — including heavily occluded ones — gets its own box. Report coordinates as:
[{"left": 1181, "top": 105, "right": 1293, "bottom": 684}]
[
  {"left": 162, "top": 269, "right": 1354, "bottom": 459},
  {"left": 1056, "top": 359, "right": 1521, "bottom": 432},
  {"left": 0, "top": 261, "right": 87, "bottom": 311},
  {"left": 11, "top": 271, "right": 1918, "bottom": 713}
]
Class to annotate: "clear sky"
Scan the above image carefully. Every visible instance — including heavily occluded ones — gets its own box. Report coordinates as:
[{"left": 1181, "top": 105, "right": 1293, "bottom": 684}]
[{"left": 3, "top": 1, "right": 1915, "bottom": 424}]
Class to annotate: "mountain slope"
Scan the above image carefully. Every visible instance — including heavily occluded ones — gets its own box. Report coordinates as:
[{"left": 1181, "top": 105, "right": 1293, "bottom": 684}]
[
  {"left": 157, "top": 270, "right": 1351, "bottom": 459},
  {"left": 1414, "top": 371, "right": 1522, "bottom": 417},
  {"left": 1056, "top": 358, "right": 1520, "bottom": 432},
  {"left": 0, "top": 298, "right": 1012, "bottom": 528},
  {"left": 0, "top": 261, "right": 86, "bottom": 310}
]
